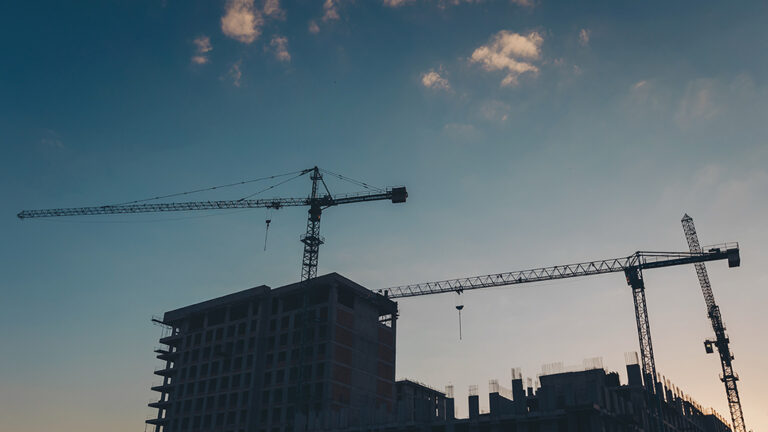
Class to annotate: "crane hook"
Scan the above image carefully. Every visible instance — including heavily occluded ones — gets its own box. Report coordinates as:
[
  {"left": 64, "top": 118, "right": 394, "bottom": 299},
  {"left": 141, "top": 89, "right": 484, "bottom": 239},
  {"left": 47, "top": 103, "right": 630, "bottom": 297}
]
[
  {"left": 264, "top": 208, "right": 272, "bottom": 251},
  {"left": 455, "top": 292, "right": 464, "bottom": 341}
]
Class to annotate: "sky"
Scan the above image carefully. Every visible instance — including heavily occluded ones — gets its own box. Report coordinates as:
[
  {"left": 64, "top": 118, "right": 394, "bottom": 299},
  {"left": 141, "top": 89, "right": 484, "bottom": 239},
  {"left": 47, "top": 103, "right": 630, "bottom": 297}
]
[{"left": 1, "top": 0, "right": 767, "bottom": 431}]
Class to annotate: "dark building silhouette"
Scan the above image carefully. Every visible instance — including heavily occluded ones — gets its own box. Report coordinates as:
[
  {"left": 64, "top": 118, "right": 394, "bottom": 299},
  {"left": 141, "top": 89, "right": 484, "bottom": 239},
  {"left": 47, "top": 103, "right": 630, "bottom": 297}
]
[
  {"left": 147, "top": 273, "right": 397, "bottom": 432},
  {"left": 147, "top": 273, "right": 731, "bottom": 432},
  {"left": 395, "top": 380, "right": 448, "bottom": 424},
  {"left": 345, "top": 365, "right": 732, "bottom": 432}
]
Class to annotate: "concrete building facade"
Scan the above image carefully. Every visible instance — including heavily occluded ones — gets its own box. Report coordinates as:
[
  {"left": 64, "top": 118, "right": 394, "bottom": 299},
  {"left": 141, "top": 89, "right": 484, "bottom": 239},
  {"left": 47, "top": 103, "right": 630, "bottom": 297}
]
[{"left": 147, "top": 273, "right": 398, "bottom": 432}]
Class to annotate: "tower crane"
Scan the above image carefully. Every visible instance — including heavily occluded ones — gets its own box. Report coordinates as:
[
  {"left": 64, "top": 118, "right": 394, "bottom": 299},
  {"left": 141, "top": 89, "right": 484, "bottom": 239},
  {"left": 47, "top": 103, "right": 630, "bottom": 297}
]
[
  {"left": 682, "top": 214, "right": 746, "bottom": 432},
  {"left": 378, "top": 246, "right": 741, "bottom": 403},
  {"left": 17, "top": 166, "right": 408, "bottom": 281}
]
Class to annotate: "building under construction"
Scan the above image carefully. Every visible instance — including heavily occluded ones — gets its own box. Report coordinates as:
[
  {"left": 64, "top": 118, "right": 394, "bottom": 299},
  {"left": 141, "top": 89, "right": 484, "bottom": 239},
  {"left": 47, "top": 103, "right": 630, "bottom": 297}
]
[
  {"left": 148, "top": 273, "right": 397, "bottom": 432},
  {"left": 147, "top": 273, "right": 732, "bottom": 432}
]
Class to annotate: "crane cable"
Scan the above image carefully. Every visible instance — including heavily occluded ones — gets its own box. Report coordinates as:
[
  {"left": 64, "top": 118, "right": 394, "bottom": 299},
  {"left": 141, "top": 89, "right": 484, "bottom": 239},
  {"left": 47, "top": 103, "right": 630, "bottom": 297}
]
[
  {"left": 112, "top": 169, "right": 307, "bottom": 206},
  {"left": 236, "top": 170, "right": 310, "bottom": 201},
  {"left": 319, "top": 168, "right": 385, "bottom": 192}
]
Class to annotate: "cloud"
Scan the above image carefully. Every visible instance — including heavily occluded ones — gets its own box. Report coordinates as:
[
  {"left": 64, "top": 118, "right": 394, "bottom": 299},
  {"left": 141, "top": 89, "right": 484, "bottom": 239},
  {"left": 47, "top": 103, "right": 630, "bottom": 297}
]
[
  {"left": 221, "top": 0, "right": 264, "bottom": 44},
  {"left": 383, "top": 0, "right": 416, "bottom": 6},
  {"left": 578, "top": 28, "right": 590, "bottom": 46},
  {"left": 227, "top": 60, "right": 243, "bottom": 86},
  {"left": 478, "top": 100, "right": 511, "bottom": 122},
  {"left": 263, "top": 0, "right": 285, "bottom": 19},
  {"left": 421, "top": 69, "right": 450, "bottom": 90},
  {"left": 307, "top": 0, "right": 344, "bottom": 34},
  {"left": 270, "top": 36, "right": 291, "bottom": 62},
  {"left": 191, "top": 36, "right": 212, "bottom": 64},
  {"left": 470, "top": 30, "right": 543, "bottom": 86},
  {"left": 676, "top": 79, "right": 718, "bottom": 126},
  {"left": 323, "top": 0, "right": 341, "bottom": 21}
]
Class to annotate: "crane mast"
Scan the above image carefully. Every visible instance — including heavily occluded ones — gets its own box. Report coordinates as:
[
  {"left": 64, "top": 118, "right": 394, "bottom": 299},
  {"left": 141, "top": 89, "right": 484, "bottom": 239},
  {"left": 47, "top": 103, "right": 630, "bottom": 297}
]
[
  {"left": 380, "top": 246, "right": 741, "bottom": 404},
  {"left": 682, "top": 215, "right": 746, "bottom": 432},
  {"left": 301, "top": 167, "right": 326, "bottom": 281}
]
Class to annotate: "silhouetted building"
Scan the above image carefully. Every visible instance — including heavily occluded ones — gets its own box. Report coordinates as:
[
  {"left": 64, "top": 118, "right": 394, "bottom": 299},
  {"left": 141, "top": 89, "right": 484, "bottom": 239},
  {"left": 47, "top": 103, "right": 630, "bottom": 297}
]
[
  {"left": 147, "top": 274, "right": 731, "bottom": 432},
  {"left": 341, "top": 365, "right": 732, "bottom": 432},
  {"left": 395, "top": 380, "right": 448, "bottom": 424},
  {"left": 147, "top": 273, "right": 397, "bottom": 432}
]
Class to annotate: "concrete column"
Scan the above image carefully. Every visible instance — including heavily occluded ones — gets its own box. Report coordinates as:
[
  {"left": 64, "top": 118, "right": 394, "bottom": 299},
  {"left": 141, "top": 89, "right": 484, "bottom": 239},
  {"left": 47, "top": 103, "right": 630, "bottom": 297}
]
[{"left": 468, "top": 394, "right": 479, "bottom": 419}]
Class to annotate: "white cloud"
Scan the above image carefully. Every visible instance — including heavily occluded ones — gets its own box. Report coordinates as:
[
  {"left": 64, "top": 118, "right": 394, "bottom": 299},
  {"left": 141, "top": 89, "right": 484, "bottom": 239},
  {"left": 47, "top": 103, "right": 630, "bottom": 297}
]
[
  {"left": 421, "top": 69, "right": 450, "bottom": 90},
  {"left": 263, "top": 0, "right": 285, "bottom": 19},
  {"left": 470, "top": 30, "right": 543, "bottom": 86},
  {"left": 308, "top": 21, "right": 320, "bottom": 34},
  {"left": 578, "top": 28, "right": 590, "bottom": 46},
  {"left": 191, "top": 36, "right": 212, "bottom": 64},
  {"left": 270, "top": 36, "right": 291, "bottom": 62},
  {"left": 221, "top": 0, "right": 264, "bottom": 44},
  {"left": 228, "top": 60, "right": 243, "bottom": 87}
]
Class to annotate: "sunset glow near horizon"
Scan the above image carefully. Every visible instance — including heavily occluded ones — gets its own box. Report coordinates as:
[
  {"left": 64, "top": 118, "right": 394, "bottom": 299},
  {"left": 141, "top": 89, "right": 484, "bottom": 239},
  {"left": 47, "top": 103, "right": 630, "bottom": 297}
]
[{"left": 1, "top": 1, "right": 767, "bottom": 431}]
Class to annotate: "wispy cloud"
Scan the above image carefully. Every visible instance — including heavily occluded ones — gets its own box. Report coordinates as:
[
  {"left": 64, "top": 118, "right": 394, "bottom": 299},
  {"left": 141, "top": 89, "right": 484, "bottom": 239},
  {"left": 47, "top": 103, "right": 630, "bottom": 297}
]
[
  {"left": 578, "top": 28, "right": 591, "bottom": 46},
  {"left": 383, "top": 0, "right": 416, "bottom": 6},
  {"left": 191, "top": 36, "right": 212, "bottom": 64},
  {"left": 263, "top": 0, "right": 285, "bottom": 19},
  {"left": 421, "top": 69, "right": 450, "bottom": 90},
  {"left": 227, "top": 60, "right": 243, "bottom": 86},
  {"left": 221, "top": 0, "right": 264, "bottom": 44},
  {"left": 323, "top": 0, "right": 341, "bottom": 21},
  {"left": 676, "top": 79, "right": 718, "bottom": 126},
  {"left": 478, "top": 100, "right": 511, "bottom": 122},
  {"left": 270, "top": 36, "right": 291, "bottom": 62},
  {"left": 470, "top": 30, "right": 543, "bottom": 86},
  {"left": 307, "top": 0, "right": 344, "bottom": 35}
]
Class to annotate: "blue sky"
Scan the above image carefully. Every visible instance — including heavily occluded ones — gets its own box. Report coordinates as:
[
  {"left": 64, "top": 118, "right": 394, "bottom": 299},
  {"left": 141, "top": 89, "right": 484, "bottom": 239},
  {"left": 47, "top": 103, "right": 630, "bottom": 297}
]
[{"left": 1, "top": 1, "right": 767, "bottom": 431}]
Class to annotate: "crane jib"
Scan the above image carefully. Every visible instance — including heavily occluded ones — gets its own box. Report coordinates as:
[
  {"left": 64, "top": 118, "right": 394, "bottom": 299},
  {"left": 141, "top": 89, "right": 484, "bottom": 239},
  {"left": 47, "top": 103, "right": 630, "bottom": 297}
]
[
  {"left": 16, "top": 187, "right": 407, "bottom": 219},
  {"left": 380, "top": 245, "right": 739, "bottom": 299}
]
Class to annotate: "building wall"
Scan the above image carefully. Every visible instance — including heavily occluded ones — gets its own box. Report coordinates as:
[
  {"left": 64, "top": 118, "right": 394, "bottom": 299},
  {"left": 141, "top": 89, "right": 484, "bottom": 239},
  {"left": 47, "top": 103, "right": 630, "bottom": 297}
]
[{"left": 147, "top": 273, "right": 397, "bottom": 432}]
